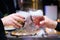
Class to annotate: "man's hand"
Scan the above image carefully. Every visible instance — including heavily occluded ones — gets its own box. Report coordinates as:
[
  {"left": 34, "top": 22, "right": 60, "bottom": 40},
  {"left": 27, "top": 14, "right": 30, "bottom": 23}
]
[{"left": 1, "top": 13, "right": 25, "bottom": 28}]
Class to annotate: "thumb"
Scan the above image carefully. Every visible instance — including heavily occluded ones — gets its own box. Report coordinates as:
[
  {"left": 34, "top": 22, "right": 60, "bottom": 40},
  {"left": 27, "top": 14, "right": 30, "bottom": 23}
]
[{"left": 40, "top": 21, "right": 45, "bottom": 25}]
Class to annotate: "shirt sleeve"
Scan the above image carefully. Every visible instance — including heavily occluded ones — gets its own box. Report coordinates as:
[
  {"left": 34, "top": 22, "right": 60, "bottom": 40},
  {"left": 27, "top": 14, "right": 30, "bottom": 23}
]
[
  {"left": 55, "top": 22, "right": 60, "bottom": 31},
  {"left": 0, "top": 19, "right": 7, "bottom": 40}
]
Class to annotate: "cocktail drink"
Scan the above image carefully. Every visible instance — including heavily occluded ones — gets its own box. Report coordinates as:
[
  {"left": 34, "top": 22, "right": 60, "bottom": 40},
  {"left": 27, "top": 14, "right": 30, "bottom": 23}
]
[{"left": 32, "top": 16, "right": 44, "bottom": 27}]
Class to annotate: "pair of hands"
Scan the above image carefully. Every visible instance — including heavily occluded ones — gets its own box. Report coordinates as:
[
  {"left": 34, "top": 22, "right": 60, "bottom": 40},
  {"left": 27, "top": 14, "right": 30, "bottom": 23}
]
[
  {"left": 1, "top": 13, "right": 57, "bottom": 29},
  {"left": 1, "top": 13, "right": 25, "bottom": 28}
]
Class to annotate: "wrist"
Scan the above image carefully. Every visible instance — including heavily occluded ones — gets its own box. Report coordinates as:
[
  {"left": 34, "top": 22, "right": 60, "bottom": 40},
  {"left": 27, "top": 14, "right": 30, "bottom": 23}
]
[
  {"left": 1, "top": 18, "right": 5, "bottom": 26},
  {"left": 53, "top": 21, "right": 57, "bottom": 29},
  {"left": 55, "top": 22, "right": 60, "bottom": 31}
]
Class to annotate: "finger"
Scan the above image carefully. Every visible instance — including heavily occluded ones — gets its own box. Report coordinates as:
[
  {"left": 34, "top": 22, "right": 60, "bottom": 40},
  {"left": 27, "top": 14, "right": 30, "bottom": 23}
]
[
  {"left": 11, "top": 18, "right": 22, "bottom": 28},
  {"left": 14, "top": 14, "right": 25, "bottom": 19},
  {"left": 5, "top": 20, "right": 19, "bottom": 28},
  {"left": 12, "top": 15, "right": 25, "bottom": 23},
  {"left": 40, "top": 21, "right": 45, "bottom": 25},
  {"left": 9, "top": 22, "right": 18, "bottom": 28}
]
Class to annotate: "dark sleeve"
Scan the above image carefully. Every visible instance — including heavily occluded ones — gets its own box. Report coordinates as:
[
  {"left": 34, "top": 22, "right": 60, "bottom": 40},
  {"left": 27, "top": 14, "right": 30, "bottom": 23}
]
[
  {"left": 0, "top": 0, "right": 8, "bottom": 15},
  {"left": 55, "top": 22, "right": 60, "bottom": 31},
  {"left": 0, "top": 19, "right": 7, "bottom": 40},
  {"left": 0, "top": 0, "right": 16, "bottom": 15},
  {"left": 5, "top": 0, "right": 16, "bottom": 14}
]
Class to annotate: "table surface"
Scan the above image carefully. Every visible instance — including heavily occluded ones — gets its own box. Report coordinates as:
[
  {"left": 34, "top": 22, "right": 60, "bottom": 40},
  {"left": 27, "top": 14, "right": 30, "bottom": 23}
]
[{"left": 6, "top": 30, "right": 60, "bottom": 40}]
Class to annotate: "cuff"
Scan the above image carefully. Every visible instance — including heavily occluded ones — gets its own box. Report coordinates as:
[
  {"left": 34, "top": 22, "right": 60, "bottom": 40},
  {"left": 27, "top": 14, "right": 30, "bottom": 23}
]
[{"left": 55, "top": 22, "right": 60, "bottom": 31}]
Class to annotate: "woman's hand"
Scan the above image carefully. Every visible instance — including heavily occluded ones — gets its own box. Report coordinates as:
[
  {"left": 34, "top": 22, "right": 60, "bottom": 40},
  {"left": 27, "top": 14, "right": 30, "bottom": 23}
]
[
  {"left": 32, "top": 16, "right": 57, "bottom": 29},
  {"left": 1, "top": 13, "right": 25, "bottom": 28},
  {"left": 40, "top": 16, "right": 57, "bottom": 29}
]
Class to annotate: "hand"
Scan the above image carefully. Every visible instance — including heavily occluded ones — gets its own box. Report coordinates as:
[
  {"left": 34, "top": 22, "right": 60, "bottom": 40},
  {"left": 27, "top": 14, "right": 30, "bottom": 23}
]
[
  {"left": 1, "top": 13, "right": 25, "bottom": 28},
  {"left": 40, "top": 16, "right": 57, "bottom": 29}
]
